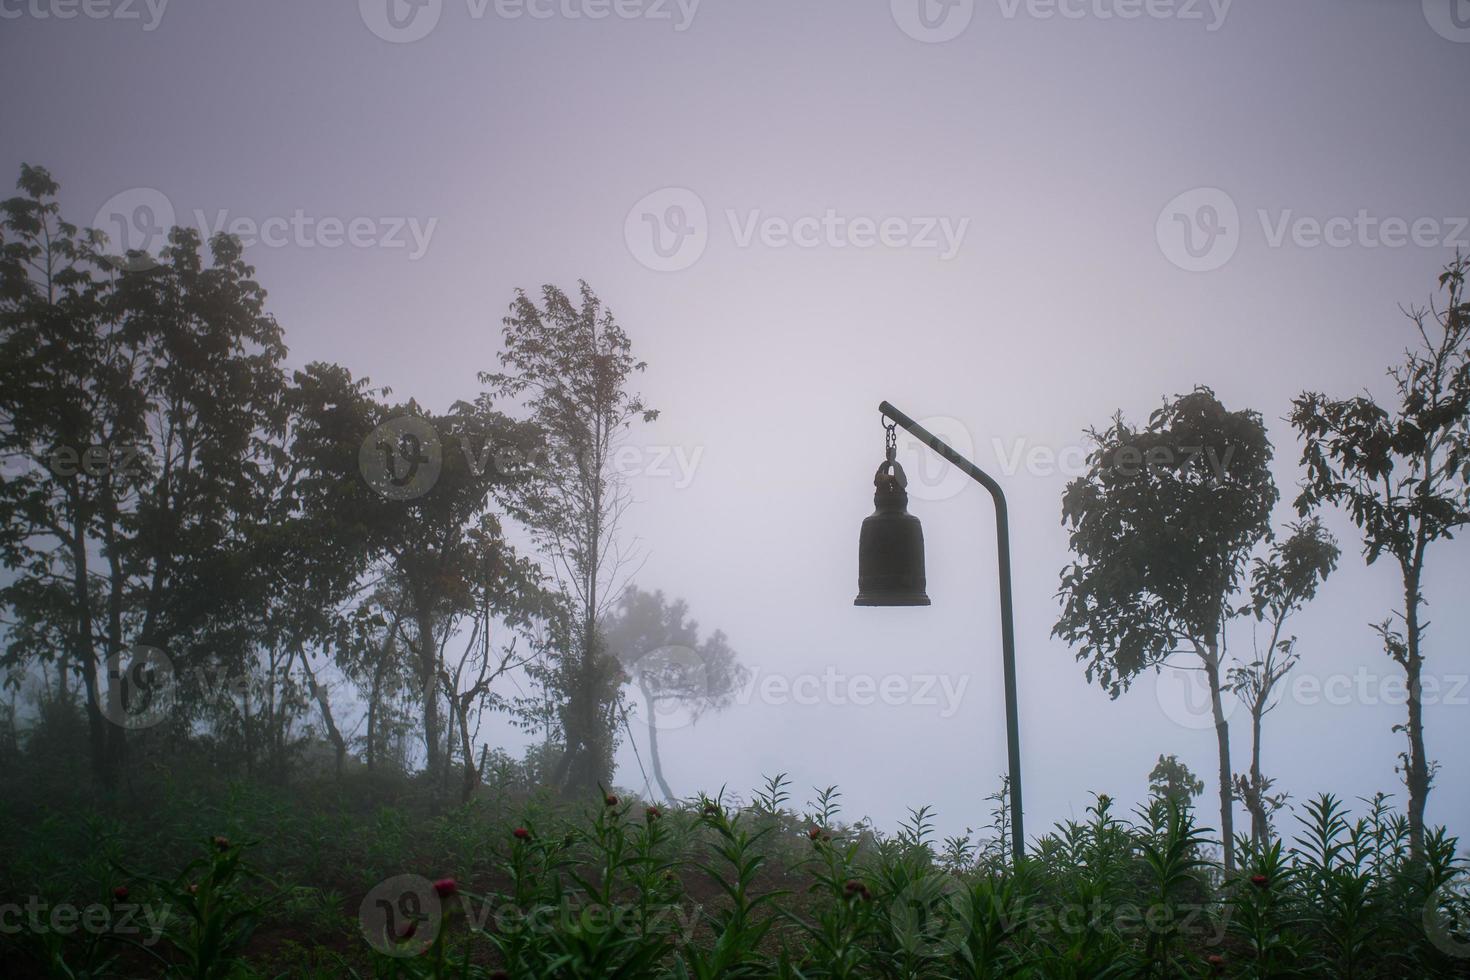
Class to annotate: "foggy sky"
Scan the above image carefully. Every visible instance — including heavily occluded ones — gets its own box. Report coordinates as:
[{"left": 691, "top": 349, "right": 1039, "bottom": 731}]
[{"left": 4, "top": 0, "right": 1469, "bottom": 845}]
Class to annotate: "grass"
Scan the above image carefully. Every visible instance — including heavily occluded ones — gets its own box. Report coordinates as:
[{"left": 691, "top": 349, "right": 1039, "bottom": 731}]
[{"left": 2, "top": 765, "right": 1468, "bottom": 978}]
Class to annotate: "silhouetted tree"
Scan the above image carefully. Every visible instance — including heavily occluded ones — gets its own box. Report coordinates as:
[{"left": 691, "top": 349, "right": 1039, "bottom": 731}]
[
  {"left": 1149, "top": 753, "right": 1205, "bottom": 806},
  {"left": 1229, "top": 518, "right": 1338, "bottom": 847},
  {"left": 483, "top": 282, "right": 657, "bottom": 797},
  {"left": 367, "top": 401, "right": 544, "bottom": 788},
  {"left": 0, "top": 165, "right": 288, "bottom": 789},
  {"left": 602, "top": 586, "right": 748, "bottom": 802},
  {"left": 1055, "top": 387, "right": 1277, "bottom": 873},
  {"left": 1290, "top": 256, "right": 1470, "bottom": 858}
]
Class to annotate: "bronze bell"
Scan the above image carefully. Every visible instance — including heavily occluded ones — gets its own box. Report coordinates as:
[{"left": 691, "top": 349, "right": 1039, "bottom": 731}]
[{"left": 854, "top": 456, "right": 930, "bottom": 606}]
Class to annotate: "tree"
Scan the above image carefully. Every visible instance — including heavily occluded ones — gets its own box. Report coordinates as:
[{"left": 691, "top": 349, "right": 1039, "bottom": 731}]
[
  {"left": 1229, "top": 518, "right": 1338, "bottom": 847},
  {"left": 1148, "top": 753, "right": 1205, "bottom": 806},
  {"left": 436, "top": 523, "right": 557, "bottom": 803},
  {"left": 1055, "top": 387, "right": 1277, "bottom": 873},
  {"left": 601, "top": 586, "right": 748, "bottom": 802},
  {"left": 0, "top": 165, "right": 289, "bottom": 789},
  {"left": 277, "top": 354, "right": 551, "bottom": 790},
  {"left": 238, "top": 361, "right": 390, "bottom": 781},
  {"left": 1290, "top": 257, "right": 1470, "bottom": 858},
  {"left": 483, "top": 282, "right": 657, "bottom": 796}
]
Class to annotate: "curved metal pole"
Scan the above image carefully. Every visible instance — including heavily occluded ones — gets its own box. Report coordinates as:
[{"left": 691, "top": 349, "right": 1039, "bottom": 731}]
[{"left": 878, "top": 400, "right": 1024, "bottom": 863}]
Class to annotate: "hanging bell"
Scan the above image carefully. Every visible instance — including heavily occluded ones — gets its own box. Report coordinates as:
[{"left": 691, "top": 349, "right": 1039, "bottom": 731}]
[{"left": 854, "top": 456, "right": 930, "bottom": 606}]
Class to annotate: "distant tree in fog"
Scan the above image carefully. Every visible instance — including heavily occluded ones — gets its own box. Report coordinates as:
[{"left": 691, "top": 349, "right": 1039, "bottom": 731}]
[{"left": 602, "top": 586, "right": 747, "bottom": 802}]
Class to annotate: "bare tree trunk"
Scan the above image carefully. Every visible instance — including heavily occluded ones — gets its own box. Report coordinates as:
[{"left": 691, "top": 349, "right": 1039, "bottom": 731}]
[
  {"left": 641, "top": 679, "right": 675, "bottom": 803},
  {"left": 1246, "top": 707, "right": 1267, "bottom": 847},
  {"left": 1403, "top": 561, "right": 1430, "bottom": 860},
  {"left": 442, "top": 684, "right": 456, "bottom": 798},
  {"left": 267, "top": 645, "right": 291, "bottom": 782},
  {"left": 367, "top": 660, "right": 382, "bottom": 772},
  {"left": 242, "top": 681, "right": 254, "bottom": 779},
  {"left": 68, "top": 519, "right": 112, "bottom": 791},
  {"left": 296, "top": 646, "right": 346, "bottom": 777},
  {"left": 414, "top": 598, "right": 442, "bottom": 780},
  {"left": 1203, "top": 644, "right": 1235, "bottom": 874},
  {"left": 455, "top": 704, "right": 478, "bottom": 804}
]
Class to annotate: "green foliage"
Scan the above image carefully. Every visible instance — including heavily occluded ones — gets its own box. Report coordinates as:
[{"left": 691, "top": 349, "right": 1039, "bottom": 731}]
[
  {"left": 8, "top": 772, "right": 1467, "bottom": 978},
  {"left": 1054, "top": 387, "right": 1278, "bottom": 692},
  {"left": 1054, "top": 386, "right": 1280, "bottom": 873},
  {"left": 1149, "top": 754, "right": 1205, "bottom": 805}
]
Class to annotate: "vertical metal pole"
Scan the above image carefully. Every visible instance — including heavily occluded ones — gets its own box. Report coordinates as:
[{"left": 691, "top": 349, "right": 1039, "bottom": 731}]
[
  {"left": 991, "top": 493, "right": 1025, "bottom": 864},
  {"left": 878, "top": 401, "right": 1025, "bottom": 863}
]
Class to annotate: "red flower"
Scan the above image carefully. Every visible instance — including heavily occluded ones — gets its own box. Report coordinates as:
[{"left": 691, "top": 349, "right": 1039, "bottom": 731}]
[
  {"left": 1207, "top": 953, "right": 1225, "bottom": 973},
  {"left": 645, "top": 806, "right": 661, "bottom": 821},
  {"left": 604, "top": 794, "right": 619, "bottom": 807},
  {"left": 1250, "top": 873, "right": 1269, "bottom": 888},
  {"left": 702, "top": 802, "right": 720, "bottom": 816},
  {"left": 808, "top": 826, "right": 822, "bottom": 840},
  {"left": 842, "top": 879, "right": 872, "bottom": 901},
  {"left": 433, "top": 877, "right": 457, "bottom": 898},
  {"left": 396, "top": 919, "right": 418, "bottom": 941},
  {"left": 187, "top": 883, "right": 199, "bottom": 895},
  {"left": 513, "top": 827, "right": 531, "bottom": 841},
  {"left": 212, "top": 835, "right": 231, "bottom": 852},
  {"left": 112, "top": 885, "right": 128, "bottom": 901}
]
